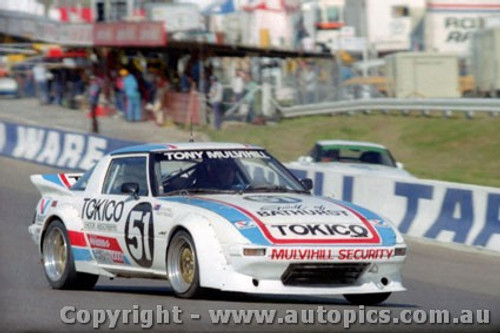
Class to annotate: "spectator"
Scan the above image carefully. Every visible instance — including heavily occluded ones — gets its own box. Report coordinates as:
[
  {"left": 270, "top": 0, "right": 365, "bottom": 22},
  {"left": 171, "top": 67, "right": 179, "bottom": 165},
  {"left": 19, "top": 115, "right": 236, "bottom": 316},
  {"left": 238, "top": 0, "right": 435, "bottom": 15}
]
[
  {"left": 52, "top": 69, "right": 64, "bottom": 106},
  {"left": 209, "top": 75, "right": 224, "bottom": 131},
  {"left": 33, "top": 63, "right": 48, "bottom": 105},
  {"left": 232, "top": 69, "right": 245, "bottom": 103},
  {"left": 121, "top": 69, "right": 142, "bottom": 122},
  {"left": 304, "top": 63, "right": 317, "bottom": 104},
  {"left": 180, "top": 72, "right": 193, "bottom": 93},
  {"left": 88, "top": 74, "right": 103, "bottom": 133},
  {"left": 151, "top": 74, "right": 169, "bottom": 124},
  {"left": 114, "top": 72, "right": 125, "bottom": 116},
  {"left": 243, "top": 73, "right": 258, "bottom": 123},
  {"left": 46, "top": 70, "right": 55, "bottom": 103}
]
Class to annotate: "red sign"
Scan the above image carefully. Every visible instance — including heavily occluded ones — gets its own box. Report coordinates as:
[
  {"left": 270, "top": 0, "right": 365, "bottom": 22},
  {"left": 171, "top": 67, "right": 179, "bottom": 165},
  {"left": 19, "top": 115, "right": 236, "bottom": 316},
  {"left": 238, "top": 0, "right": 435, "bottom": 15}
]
[{"left": 93, "top": 22, "right": 166, "bottom": 47}]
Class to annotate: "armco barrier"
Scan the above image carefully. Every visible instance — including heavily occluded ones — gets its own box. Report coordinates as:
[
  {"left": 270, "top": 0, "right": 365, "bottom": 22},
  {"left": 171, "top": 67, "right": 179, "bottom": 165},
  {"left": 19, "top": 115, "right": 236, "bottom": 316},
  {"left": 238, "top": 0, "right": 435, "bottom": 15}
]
[
  {"left": 276, "top": 98, "right": 500, "bottom": 119},
  {"left": 0, "top": 121, "right": 136, "bottom": 171},
  {"left": 287, "top": 164, "right": 500, "bottom": 253},
  {"left": 1, "top": 120, "right": 499, "bottom": 253}
]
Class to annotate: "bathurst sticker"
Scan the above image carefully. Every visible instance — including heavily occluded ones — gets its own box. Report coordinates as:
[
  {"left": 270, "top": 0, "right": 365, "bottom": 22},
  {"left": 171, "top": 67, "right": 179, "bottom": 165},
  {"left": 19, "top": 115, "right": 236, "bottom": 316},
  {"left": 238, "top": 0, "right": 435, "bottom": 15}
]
[{"left": 256, "top": 204, "right": 349, "bottom": 217}]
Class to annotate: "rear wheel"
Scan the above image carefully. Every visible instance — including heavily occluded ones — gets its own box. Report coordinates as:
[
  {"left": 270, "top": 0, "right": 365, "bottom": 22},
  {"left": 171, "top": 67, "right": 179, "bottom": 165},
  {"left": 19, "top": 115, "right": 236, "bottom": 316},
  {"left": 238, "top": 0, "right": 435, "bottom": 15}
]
[
  {"left": 42, "top": 220, "right": 98, "bottom": 290},
  {"left": 166, "top": 230, "right": 202, "bottom": 298},
  {"left": 343, "top": 292, "right": 391, "bottom": 305}
]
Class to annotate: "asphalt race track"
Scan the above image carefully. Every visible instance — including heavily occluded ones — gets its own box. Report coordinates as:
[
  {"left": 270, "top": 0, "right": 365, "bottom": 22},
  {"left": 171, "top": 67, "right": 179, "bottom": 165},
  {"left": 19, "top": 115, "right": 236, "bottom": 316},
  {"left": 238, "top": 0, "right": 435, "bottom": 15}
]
[{"left": 1, "top": 156, "right": 499, "bottom": 333}]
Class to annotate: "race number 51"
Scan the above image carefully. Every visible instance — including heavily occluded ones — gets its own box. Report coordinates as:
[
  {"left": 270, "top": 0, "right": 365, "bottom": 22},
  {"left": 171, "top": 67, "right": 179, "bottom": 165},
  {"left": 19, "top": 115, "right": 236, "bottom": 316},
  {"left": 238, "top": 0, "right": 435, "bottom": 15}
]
[{"left": 125, "top": 203, "right": 154, "bottom": 267}]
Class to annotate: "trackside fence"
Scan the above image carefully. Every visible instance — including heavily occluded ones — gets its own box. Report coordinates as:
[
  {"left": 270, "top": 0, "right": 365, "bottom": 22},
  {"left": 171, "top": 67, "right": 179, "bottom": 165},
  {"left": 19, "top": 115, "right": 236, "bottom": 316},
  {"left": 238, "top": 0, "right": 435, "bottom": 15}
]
[{"left": 275, "top": 98, "right": 500, "bottom": 119}]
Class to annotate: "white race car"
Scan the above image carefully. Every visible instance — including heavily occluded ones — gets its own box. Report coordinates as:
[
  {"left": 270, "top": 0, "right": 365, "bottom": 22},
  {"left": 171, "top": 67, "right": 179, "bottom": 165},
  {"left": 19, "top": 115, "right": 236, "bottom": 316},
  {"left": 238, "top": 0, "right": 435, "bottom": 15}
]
[
  {"left": 29, "top": 142, "right": 407, "bottom": 304},
  {"left": 291, "top": 140, "right": 414, "bottom": 178}
]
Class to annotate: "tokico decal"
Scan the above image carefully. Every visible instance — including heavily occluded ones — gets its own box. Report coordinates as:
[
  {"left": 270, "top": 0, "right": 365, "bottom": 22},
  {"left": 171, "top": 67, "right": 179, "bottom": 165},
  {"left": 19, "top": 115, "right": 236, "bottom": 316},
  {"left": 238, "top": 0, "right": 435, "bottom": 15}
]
[
  {"left": 270, "top": 223, "right": 370, "bottom": 238},
  {"left": 82, "top": 198, "right": 124, "bottom": 222}
]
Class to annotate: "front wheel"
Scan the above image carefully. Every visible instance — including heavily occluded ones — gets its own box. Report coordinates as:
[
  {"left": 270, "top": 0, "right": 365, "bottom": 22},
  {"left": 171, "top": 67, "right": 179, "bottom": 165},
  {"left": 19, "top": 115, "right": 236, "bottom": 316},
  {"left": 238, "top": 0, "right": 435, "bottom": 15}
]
[
  {"left": 343, "top": 292, "right": 391, "bottom": 305},
  {"left": 166, "top": 230, "right": 202, "bottom": 298},
  {"left": 42, "top": 220, "right": 98, "bottom": 290}
]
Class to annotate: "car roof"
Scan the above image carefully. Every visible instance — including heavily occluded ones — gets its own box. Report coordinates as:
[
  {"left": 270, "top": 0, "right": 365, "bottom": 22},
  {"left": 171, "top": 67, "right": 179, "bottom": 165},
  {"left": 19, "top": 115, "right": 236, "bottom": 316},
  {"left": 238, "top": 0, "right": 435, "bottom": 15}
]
[
  {"left": 110, "top": 142, "right": 262, "bottom": 155},
  {"left": 316, "top": 140, "right": 387, "bottom": 149}
]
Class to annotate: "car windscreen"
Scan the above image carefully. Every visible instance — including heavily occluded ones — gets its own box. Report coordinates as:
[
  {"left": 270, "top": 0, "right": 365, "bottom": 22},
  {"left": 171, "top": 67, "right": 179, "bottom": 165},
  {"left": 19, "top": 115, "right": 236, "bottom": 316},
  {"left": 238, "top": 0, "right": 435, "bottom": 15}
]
[
  {"left": 315, "top": 145, "right": 396, "bottom": 167},
  {"left": 152, "top": 149, "right": 308, "bottom": 196}
]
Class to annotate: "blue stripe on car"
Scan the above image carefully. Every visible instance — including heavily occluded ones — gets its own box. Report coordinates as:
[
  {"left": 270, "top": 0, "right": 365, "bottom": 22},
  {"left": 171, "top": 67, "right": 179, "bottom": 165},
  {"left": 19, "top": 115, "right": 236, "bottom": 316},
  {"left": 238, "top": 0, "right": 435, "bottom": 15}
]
[
  {"left": 72, "top": 247, "right": 93, "bottom": 261},
  {"left": 323, "top": 197, "right": 397, "bottom": 246},
  {"left": 160, "top": 197, "right": 272, "bottom": 245},
  {"left": 374, "top": 227, "right": 396, "bottom": 246},
  {"left": 110, "top": 144, "right": 173, "bottom": 155},
  {"left": 42, "top": 174, "right": 64, "bottom": 187}
]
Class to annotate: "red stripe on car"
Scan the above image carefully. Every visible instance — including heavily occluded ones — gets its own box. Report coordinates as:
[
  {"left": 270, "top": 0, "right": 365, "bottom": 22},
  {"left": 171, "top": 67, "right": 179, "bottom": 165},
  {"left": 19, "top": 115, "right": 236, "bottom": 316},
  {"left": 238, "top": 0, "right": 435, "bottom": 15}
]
[
  {"left": 67, "top": 231, "right": 87, "bottom": 247},
  {"left": 59, "top": 174, "right": 71, "bottom": 188}
]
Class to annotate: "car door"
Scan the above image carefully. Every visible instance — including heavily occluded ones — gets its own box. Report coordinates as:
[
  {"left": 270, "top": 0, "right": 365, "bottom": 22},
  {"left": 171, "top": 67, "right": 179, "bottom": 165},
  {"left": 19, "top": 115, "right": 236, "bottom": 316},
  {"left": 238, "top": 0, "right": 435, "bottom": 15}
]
[{"left": 82, "top": 155, "right": 156, "bottom": 272}]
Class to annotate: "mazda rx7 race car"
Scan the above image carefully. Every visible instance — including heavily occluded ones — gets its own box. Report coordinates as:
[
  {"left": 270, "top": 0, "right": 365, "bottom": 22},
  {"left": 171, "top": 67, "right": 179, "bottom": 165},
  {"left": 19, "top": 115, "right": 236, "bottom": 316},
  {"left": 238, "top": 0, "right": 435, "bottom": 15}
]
[{"left": 29, "top": 142, "right": 407, "bottom": 304}]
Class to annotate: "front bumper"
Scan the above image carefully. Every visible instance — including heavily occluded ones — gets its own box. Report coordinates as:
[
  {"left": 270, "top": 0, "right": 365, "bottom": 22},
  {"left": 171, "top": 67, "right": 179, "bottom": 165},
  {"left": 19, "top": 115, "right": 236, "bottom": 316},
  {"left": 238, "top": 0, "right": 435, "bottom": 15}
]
[{"left": 202, "top": 245, "right": 407, "bottom": 295}]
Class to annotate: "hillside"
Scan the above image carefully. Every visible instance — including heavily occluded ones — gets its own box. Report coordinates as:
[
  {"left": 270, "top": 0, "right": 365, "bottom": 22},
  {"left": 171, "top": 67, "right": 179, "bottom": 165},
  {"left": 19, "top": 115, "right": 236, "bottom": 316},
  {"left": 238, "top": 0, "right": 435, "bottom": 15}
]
[{"left": 202, "top": 113, "right": 500, "bottom": 188}]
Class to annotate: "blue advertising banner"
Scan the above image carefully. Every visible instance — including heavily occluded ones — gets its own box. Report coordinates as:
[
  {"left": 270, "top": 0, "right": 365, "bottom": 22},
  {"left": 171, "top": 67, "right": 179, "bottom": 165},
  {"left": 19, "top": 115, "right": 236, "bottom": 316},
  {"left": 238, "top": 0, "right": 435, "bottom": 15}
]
[{"left": 0, "top": 121, "right": 136, "bottom": 171}]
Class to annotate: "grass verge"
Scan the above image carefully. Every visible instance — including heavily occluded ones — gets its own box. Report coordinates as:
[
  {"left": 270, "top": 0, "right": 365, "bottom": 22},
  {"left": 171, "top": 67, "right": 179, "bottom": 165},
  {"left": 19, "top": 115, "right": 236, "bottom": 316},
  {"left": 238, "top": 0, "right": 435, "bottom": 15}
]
[{"left": 200, "top": 112, "right": 500, "bottom": 188}]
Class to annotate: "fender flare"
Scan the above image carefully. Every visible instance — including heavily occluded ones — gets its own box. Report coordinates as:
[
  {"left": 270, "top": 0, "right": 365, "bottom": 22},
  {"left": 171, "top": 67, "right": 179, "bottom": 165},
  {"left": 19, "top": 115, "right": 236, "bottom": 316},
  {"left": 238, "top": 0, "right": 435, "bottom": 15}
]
[
  {"left": 39, "top": 204, "right": 82, "bottom": 253},
  {"left": 166, "top": 214, "right": 231, "bottom": 290},
  {"left": 39, "top": 203, "right": 105, "bottom": 276}
]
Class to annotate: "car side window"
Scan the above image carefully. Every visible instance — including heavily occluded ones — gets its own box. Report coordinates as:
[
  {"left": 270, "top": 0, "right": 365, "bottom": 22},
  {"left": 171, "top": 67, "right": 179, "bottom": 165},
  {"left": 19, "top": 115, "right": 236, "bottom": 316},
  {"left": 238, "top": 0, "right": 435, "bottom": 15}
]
[
  {"left": 102, "top": 157, "right": 149, "bottom": 196},
  {"left": 71, "top": 165, "right": 95, "bottom": 191}
]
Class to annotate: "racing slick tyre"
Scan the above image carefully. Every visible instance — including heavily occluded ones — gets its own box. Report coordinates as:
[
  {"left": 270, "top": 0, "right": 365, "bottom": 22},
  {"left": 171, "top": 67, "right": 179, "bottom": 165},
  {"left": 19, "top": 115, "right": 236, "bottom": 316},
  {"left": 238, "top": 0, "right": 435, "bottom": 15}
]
[
  {"left": 42, "top": 220, "right": 98, "bottom": 290},
  {"left": 343, "top": 292, "right": 392, "bottom": 305},
  {"left": 167, "top": 230, "right": 202, "bottom": 298}
]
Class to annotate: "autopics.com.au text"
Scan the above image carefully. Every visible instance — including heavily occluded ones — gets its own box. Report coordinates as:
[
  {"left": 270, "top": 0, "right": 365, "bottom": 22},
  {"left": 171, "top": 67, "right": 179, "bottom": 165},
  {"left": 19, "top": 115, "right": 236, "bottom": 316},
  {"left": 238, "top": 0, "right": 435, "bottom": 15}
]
[{"left": 60, "top": 305, "right": 491, "bottom": 329}]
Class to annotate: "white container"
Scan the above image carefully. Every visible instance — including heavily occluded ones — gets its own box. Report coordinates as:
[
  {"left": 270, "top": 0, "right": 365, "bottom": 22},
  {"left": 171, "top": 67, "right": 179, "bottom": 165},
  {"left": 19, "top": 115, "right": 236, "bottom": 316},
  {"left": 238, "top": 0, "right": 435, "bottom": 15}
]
[
  {"left": 385, "top": 52, "right": 460, "bottom": 98},
  {"left": 471, "top": 27, "right": 500, "bottom": 96}
]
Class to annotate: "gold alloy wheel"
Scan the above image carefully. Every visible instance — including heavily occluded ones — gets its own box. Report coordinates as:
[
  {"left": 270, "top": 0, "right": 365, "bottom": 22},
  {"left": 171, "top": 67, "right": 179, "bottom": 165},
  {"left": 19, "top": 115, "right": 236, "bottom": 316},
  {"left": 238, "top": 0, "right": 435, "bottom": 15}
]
[
  {"left": 180, "top": 246, "right": 194, "bottom": 284},
  {"left": 167, "top": 232, "right": 198, "bottom": 295}
]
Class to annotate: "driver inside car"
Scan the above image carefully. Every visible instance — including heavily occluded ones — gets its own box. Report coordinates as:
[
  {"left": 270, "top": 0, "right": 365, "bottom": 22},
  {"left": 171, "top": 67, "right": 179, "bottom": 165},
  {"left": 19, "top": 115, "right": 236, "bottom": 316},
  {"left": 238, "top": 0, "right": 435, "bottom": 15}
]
[{"left": 198, "top": 159, "right": 239, "bottom": 190}]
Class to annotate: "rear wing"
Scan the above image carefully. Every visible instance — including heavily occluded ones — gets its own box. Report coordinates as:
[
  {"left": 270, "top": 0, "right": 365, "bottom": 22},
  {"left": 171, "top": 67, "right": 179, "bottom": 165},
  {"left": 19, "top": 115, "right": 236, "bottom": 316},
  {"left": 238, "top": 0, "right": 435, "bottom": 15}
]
[{"left": 30, "top": 173, "right": 83, "bottom": 196}]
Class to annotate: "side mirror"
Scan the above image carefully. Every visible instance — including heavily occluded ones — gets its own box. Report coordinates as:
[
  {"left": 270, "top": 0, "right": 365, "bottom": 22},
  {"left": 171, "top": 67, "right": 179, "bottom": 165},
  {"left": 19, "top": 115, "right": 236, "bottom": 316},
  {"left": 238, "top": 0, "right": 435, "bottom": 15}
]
[
  {"left": 396, "top": 162, "right": 404, "bottom": 169},
  {"left": 300, "top": 178, "right": 313, "bottom": 191},
  {"left": 298, "top": 156, "right": 314, "bottom": 164},
  {"left": 121, "top": 182, "right": 139, "bottom": 199}
]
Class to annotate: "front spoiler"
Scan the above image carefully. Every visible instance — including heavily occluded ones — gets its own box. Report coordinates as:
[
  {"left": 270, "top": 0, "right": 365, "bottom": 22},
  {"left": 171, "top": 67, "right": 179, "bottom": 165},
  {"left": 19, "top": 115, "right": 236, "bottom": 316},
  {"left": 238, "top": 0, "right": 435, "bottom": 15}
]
[{"left": 200, "top": 245, "right": 407, "bottom": 295}]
